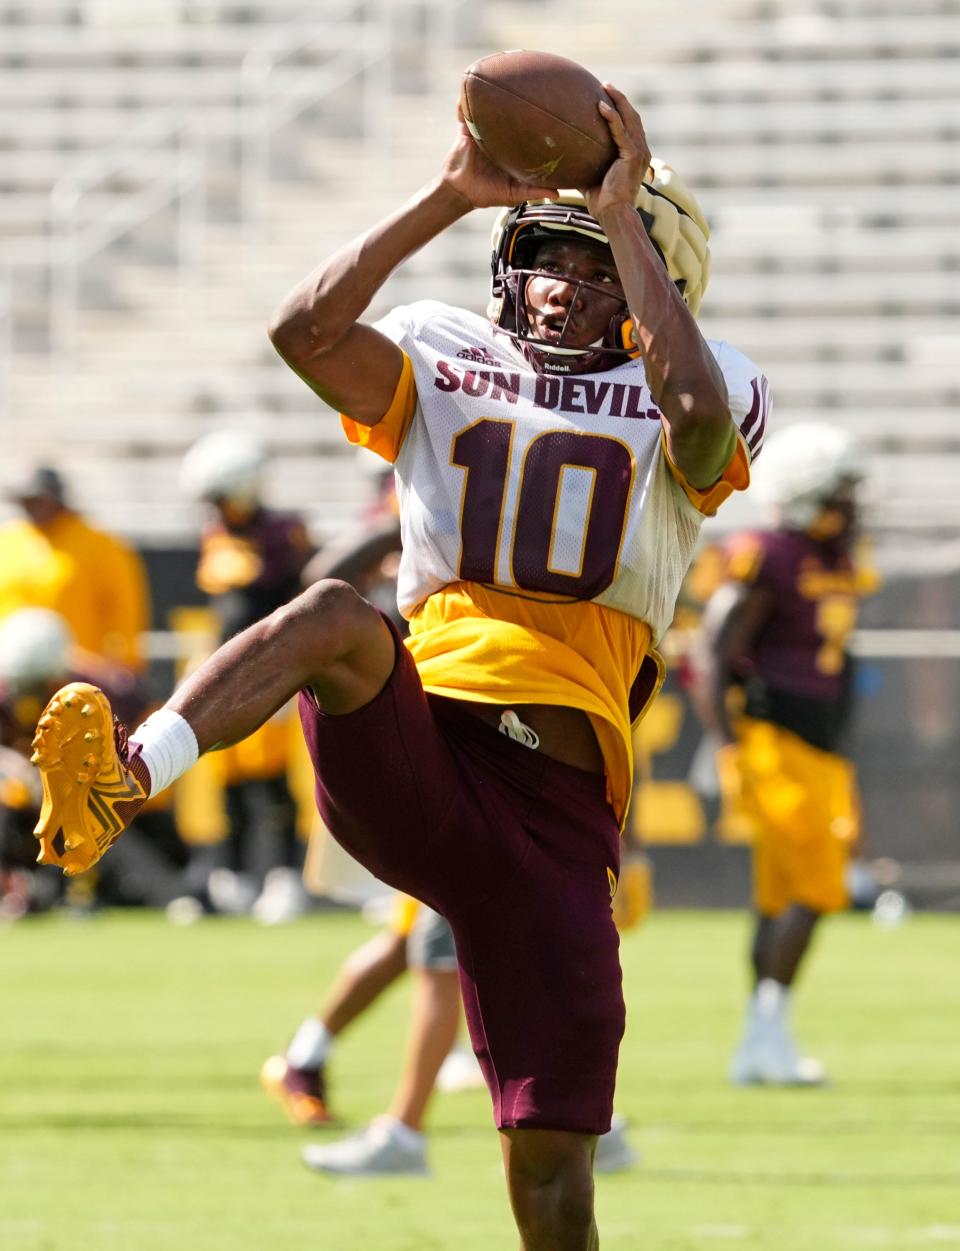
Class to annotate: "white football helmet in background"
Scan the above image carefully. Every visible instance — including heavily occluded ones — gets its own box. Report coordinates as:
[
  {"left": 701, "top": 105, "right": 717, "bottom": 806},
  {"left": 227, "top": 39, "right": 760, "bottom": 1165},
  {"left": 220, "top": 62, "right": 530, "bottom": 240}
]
[
  {"left": 179, "top": 429, "right": 267, "bottom": 507},
  {"left": 750, "top": 423, "right": 864, "bottom": 529},
  {"left": 0, "top": 608, "right": 71, "bottom": 692}
]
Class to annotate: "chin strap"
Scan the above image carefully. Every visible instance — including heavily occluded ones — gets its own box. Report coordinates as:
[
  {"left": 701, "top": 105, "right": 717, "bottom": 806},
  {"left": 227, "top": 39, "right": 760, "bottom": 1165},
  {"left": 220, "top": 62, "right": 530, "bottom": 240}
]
[{"left": 498, "top": 709, "right": 540, "bottom": 751}]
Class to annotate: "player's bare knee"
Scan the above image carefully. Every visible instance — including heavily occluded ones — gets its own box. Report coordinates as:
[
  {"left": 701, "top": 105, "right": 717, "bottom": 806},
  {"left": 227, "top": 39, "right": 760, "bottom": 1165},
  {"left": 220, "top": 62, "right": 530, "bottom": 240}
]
[{"left": 273, "top": 578, "right": 380, "bottom": 672}]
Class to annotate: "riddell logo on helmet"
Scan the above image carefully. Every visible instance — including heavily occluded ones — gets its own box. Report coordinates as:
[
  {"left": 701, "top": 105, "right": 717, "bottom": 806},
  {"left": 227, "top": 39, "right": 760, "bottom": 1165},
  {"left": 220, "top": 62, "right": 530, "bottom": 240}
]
[{"left": 457, "top": 346, "right": 499, "bottom": 365}]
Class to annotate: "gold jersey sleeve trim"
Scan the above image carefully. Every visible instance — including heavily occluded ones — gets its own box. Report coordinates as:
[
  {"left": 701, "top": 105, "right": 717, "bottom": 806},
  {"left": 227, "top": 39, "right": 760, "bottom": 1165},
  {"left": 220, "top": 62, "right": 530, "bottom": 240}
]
[
  {"left": 662, "top": 428, "right": 751, "bottom": 517},
  {"left": 389, "top": 894, "right": 421, "bottom": 937},
  {"left": 340, "top": 351, "right": 418, "bottom": 464}
]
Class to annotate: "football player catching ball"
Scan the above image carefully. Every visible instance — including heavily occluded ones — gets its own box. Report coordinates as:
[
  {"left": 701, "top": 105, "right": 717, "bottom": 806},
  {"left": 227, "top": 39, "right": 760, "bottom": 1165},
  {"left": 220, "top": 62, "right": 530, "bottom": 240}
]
[{"left": 31, "top": 83, "right": 769, "bottom": 1248}]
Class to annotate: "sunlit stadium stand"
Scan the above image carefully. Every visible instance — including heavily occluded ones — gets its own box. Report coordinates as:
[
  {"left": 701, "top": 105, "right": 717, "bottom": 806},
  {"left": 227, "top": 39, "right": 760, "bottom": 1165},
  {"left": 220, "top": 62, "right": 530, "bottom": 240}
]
[{"left": 0, "top": 0, "right": 958, "bottom": 549}]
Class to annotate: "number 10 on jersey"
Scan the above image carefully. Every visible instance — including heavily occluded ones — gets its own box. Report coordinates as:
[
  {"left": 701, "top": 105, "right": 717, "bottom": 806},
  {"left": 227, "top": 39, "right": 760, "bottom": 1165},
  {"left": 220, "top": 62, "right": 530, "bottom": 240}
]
[{"left": 452, "top": 418, "right": 635, "bottom": 600}]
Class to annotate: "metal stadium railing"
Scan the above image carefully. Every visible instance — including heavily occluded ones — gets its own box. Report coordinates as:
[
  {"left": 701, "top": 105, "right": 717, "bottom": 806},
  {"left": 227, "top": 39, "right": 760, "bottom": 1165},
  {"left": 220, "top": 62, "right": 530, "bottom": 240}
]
[
  {"left": 238, "top": 11, "right": 392, "bottom": 226},
  {"left": 0, "top": 0, "right": 474, "bottom": 376},
  {"left": 48, "top": 111, "right": 205, "bottom": 357}
]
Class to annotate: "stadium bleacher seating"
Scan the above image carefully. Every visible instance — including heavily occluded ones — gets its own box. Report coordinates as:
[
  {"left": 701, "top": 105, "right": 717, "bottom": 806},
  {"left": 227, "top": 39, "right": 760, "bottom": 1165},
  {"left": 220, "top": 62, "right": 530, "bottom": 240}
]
[{"left": 0, "top": 0, "right": 958, "bottom": 544}]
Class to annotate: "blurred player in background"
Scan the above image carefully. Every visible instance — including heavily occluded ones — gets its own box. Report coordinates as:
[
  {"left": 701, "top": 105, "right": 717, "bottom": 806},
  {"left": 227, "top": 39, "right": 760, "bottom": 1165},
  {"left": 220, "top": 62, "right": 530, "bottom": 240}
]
[
  {"left": 265, "top": 898, "right": 465, "bottom": 1175},
  {"left": 0, "top": 463, "right": 150, "bottom": 673},
  {"left": 0, "top": 609, "right": 182, "bottom": 918},
  {"left": 179, "top": 430, "right": 314, "bottom": 919},
  {"left": 0, "top": 465, "right": 165, "bottom": 913},
  {"left": 31, "top": 87, "right": 767, "bottom": 1248},
  {"left": 694, "top": 424, "right": 875, "bottom": 1085}
]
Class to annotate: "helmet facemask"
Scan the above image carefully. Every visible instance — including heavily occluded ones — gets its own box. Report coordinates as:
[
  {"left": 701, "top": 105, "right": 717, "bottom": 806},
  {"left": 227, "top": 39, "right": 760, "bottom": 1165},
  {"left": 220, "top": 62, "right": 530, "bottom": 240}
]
[
  {"left": 491, "top": 204, "right": 641, "bottom": 375},
  {"left": 499, "top": 262, "right": 637, "bottom": 376}
]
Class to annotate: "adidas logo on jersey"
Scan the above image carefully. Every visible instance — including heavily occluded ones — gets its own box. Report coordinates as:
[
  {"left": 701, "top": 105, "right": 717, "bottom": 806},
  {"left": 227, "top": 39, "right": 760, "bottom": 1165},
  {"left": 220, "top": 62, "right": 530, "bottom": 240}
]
[{"left": 456, "top": 346, "right": 500, "bottom": 365}]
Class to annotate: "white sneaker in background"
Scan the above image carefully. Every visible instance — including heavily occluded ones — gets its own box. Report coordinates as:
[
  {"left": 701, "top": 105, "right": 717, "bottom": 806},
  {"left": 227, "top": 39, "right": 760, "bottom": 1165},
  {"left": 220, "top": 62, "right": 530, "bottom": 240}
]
[
  {"left": 436, "top": 1045, "right": 486, "bottom": 1093},
  {"left": 302, "top": 1116, "right": 429, "bottom": 1176},
  {"left": 253, "top": 866, "right": 308, "bottom": 925},
  {"left": 594, "top": 1113, "right": 639, "bottom": 1174},
  {"left": 762, "top": 1025, "right": 826, "bottom": 1085},
  {"left": 206, "top": 867, "right": 258, "bottom": 915},
  {"left": 165, "top": 895, "right": 205, "bottom": 926},
  {"left": 730, "top": 1025, "right": 766, "bottom": 1086},
  {"left": 731, "top": 1021, "right": 826, "bottom": 1086}
]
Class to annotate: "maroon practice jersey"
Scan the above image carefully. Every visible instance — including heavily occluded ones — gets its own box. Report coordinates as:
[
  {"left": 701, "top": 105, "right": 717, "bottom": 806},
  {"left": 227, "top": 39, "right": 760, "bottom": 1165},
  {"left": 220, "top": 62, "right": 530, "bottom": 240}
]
[{"left": 725, "top": 528, "right": 874, "bottom": 751}]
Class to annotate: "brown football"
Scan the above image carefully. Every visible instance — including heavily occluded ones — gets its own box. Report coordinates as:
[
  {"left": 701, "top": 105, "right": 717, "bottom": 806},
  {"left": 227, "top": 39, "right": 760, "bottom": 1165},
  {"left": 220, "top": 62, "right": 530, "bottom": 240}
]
[{"left": 460, "top": 50, "right": 617, "bottom": 190}]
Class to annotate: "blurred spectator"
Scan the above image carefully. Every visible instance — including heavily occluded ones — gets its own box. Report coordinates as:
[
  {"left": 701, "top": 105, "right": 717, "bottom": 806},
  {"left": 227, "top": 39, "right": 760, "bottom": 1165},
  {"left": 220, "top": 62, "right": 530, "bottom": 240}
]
[
  {"left": 178, "top": 429, "right": 315, "bottom": 919},
  {"left": 0, "top": 609, "right": 182, "bottom": 919},
  {"left": 0, "top": 463, "right": 150, "bottom": 673}
]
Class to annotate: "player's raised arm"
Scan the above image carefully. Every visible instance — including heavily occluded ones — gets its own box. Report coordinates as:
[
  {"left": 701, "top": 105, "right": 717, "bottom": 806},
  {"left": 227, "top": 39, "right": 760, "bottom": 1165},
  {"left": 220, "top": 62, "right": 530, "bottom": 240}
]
[
  {"left": 267, "top": 108, "right": 558, "bottom": 426},
  {"left": 583, "top": 86, "right": 735, "bottom": 488},
  {"left": 694, "top": 579, "right": 774, "bottom": 746}
]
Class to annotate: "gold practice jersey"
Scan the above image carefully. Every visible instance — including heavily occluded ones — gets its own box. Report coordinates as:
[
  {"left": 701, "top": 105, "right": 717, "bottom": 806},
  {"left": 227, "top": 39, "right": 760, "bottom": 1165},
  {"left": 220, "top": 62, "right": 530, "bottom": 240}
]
[{"left": 340, "top": 300, "right": 769, "bottom": 824}]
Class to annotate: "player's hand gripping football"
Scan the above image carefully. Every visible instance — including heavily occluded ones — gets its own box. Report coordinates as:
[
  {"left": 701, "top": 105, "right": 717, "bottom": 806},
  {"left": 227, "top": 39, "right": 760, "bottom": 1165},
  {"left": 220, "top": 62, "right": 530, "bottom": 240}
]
[
  {"left": 580, "top": 84, "right": 652, "bottom": 219},
  {"left": 441, "top": 104, "right": 559, "bottom": 210}
]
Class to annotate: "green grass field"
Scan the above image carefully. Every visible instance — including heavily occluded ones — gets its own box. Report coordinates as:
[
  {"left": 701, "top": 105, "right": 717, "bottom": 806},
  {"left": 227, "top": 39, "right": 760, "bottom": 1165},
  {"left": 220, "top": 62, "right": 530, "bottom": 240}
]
[{"left": 2, "top": 908, "right": 959, "bottom": 1250}]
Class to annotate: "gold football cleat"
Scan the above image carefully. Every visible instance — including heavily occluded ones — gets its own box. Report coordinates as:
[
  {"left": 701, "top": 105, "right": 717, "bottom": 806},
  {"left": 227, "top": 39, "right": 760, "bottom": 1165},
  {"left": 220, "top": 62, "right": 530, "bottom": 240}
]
[{"left": 31, "top": 682, "right": 147, "bottom": 876}]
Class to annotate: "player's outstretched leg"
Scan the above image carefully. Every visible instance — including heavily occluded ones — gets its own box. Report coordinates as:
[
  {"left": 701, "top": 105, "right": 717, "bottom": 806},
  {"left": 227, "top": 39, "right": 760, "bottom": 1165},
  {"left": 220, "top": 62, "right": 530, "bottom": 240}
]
[
  {"left": 31, "top": 579, "right": 396, "bottom": 878},
  {"left": 31, "top": 683, "right": 150, "bottom": 876}
]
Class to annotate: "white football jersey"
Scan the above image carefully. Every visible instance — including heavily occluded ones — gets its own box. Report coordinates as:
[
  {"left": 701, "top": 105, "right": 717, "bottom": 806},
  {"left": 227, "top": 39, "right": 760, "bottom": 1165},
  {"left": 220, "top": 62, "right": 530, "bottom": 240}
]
[{"left": 369, "top": 301, "right": 769, "bottom": 642}]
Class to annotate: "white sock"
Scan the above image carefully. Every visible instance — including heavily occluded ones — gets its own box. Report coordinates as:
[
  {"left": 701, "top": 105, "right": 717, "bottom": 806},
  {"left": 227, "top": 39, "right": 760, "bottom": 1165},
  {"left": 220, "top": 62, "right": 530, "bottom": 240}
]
[
  {"left": 753, "top": 977, "right": 789, "bottom": 1024},
  {"left": 286, "top": 1017, "right": 333, "bottom": 1070},
  {"left": 375, "top": 1115, "right": 424, "bottom": 1146},
  {"left": 130, "top": 709, "right": 199, "bottom": 795}
]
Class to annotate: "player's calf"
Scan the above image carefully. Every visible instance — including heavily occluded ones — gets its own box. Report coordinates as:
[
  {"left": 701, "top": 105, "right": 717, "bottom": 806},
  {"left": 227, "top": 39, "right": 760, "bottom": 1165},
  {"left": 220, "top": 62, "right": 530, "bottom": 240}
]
[{"left": 503, "top": 1128, "right": 599, "bottom": 1251}]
